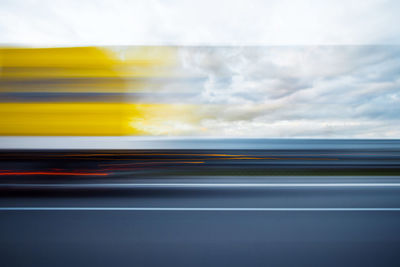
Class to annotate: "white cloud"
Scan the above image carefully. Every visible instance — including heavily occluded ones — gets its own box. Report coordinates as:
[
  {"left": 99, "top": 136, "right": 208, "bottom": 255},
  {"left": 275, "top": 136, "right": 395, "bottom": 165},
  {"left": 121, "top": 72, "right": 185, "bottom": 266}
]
[{"left": 0, "top": 0, "right": 400, "bottom": 46}]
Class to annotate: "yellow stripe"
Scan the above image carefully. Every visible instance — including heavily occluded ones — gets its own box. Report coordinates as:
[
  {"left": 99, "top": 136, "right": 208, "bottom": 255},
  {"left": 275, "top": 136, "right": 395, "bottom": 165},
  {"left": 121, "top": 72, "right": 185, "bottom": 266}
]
[
  {"left": 0, "top": 47, "right": 177, "bottom": 92},
  {"left": 0, "top": 103, "right": 196, "bottom": 136}
]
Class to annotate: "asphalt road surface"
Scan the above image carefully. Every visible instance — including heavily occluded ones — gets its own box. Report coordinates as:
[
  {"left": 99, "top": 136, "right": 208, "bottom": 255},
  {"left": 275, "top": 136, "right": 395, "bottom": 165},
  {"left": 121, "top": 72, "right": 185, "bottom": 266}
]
[
  {"left": 2, "top": 176, "right": 400, "bottom": 267},
  {"left": 2, "top": 140, "right": 400, "bottom": 266}
]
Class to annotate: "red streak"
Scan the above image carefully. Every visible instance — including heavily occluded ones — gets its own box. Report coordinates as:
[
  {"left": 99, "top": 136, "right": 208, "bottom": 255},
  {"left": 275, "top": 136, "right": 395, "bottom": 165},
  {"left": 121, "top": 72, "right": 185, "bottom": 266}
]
[{"left": 0, "top": 171, "right": 108, "bottom": 176}]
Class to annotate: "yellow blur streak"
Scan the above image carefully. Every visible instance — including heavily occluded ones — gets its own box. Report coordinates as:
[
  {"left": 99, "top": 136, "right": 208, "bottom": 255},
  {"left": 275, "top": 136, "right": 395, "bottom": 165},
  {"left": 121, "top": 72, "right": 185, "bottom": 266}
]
[
  {"left": 0, "top": 46, "right": 177, "bottom": 92},
  {"left": 130, "top": 104, "right": 199, "bottom": 135},
  {"left": 0, "top": 103, "right": 196, "bottom": 136}
]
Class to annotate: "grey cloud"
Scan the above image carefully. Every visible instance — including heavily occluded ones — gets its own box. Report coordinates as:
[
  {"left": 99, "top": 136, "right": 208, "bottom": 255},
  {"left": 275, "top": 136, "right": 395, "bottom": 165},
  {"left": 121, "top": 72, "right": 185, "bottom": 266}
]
[{"left": 179, "top": 46, "right": 400, "bottom": 137}]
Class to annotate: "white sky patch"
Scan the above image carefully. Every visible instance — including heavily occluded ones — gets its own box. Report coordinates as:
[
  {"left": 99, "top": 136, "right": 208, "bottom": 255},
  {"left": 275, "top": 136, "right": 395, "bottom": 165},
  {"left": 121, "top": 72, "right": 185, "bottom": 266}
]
[{"left": 0, "top": 0, "right": 400, "bottom": 46}]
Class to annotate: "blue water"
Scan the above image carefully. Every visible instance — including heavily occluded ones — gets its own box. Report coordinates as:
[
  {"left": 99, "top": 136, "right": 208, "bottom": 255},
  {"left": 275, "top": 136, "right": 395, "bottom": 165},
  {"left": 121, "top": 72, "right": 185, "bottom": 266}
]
[{"left": 136, "top": 138, "right": 400, "bottom": 150}]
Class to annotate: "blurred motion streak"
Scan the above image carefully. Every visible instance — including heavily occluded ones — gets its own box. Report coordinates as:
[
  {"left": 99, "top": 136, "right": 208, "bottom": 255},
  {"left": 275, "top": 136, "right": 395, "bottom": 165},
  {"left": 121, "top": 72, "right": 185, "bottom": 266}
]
[
  {"left": 0, "top": 46, "right": 198, "bottom": 136},
  {"left": 0, "top": 171, "right": 108, "bottom": 176}
]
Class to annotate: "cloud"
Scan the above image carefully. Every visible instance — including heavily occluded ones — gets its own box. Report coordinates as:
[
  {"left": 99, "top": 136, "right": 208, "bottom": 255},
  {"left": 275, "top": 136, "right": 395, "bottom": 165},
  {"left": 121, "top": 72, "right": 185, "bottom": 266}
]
[
  {"left": 1, "top": 0, "right": 400, "bottom": 45},
  {"left": 177, "top": 46, "right": 400, "bottom": 137}
]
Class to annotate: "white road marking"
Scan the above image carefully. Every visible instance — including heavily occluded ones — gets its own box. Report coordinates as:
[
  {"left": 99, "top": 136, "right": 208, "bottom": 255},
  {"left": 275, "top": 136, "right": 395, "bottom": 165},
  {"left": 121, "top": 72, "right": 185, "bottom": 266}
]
[
  {"left": 1, "top": 207, "right": 400, "bottom": 211},
  {"left": 3, "top": 183, "right": 400, "bottom": 188}
]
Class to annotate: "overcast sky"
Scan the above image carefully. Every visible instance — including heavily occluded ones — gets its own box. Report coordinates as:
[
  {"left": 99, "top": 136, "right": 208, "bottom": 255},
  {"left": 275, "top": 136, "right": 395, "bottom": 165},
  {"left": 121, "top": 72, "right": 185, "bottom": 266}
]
[
  {"left": 1, "top": 0, "right": 400, "bottom": 46},
  {"left": 175, "top": 46, "right": 400, "bottom": 138},
  {"left": 0, "top": 0, "right": 399, "bottom": 138}
]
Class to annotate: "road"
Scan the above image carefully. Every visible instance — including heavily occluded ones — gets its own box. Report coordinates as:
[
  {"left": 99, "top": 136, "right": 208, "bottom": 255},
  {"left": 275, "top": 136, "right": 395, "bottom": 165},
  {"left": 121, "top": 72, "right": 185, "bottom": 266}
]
[{"left": 2, "top": 176, "right": 400, "bottom": 266}]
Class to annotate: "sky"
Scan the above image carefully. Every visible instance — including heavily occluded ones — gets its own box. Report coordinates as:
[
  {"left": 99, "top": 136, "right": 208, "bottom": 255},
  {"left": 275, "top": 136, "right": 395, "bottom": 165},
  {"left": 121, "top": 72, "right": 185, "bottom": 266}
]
[
  {"left": 1, "top": 0, "right": 400, "bottom": 46},
  {"left": 172, "top": 46, "right": 400, "bottom": 137},
  {"left": 0, "top": 0, "right": 399, "bottom": 138}
]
